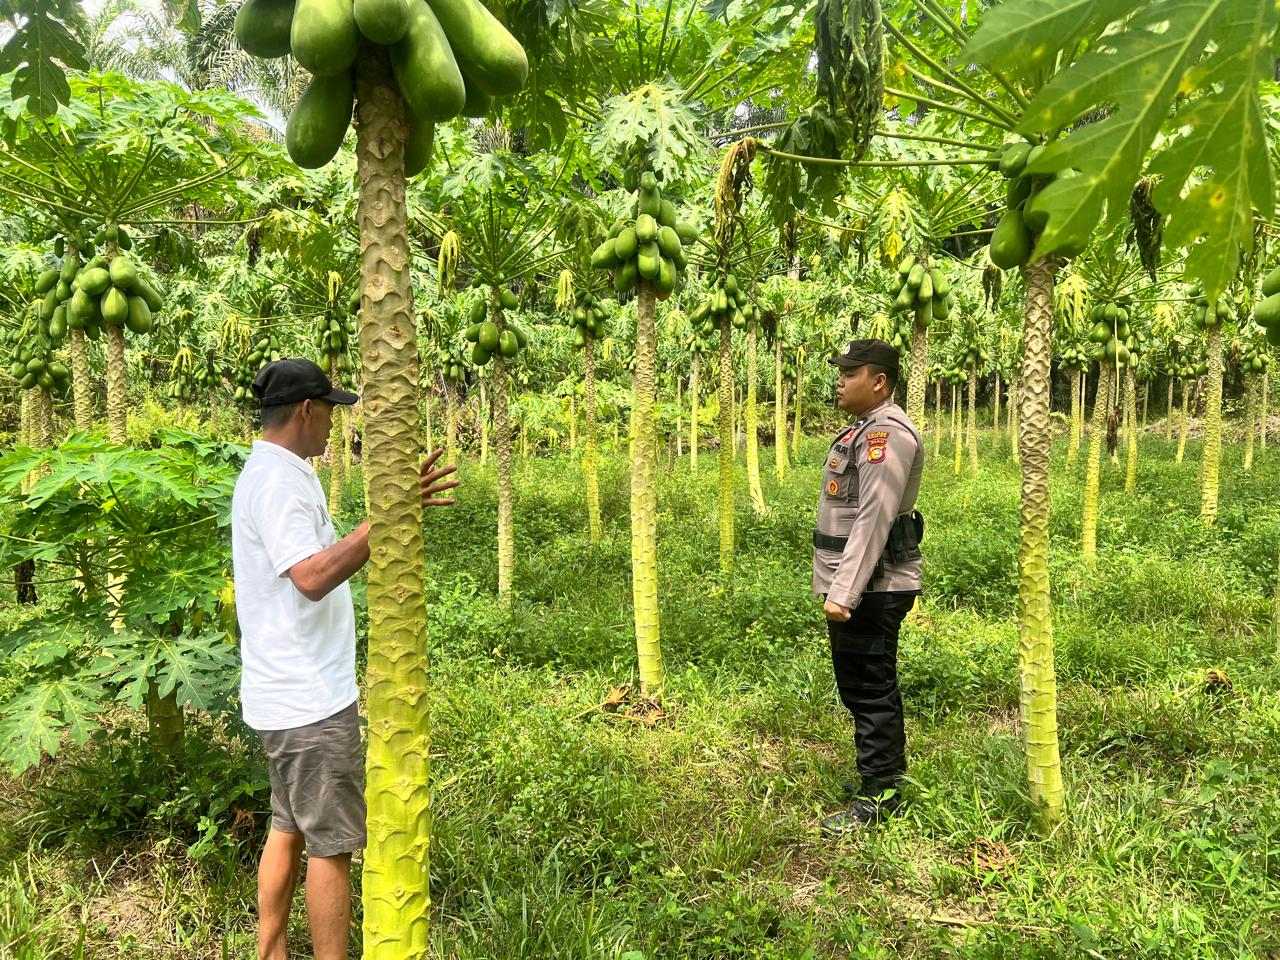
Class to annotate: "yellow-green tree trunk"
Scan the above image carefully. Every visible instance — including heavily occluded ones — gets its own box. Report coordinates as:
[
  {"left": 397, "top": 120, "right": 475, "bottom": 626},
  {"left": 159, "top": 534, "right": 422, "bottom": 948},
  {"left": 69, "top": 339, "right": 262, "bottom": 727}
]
[
  {"left": 1165, "top": 379, "right": 1174, "bottom": 441},
  {"left": 569, "top": 394, "right": 577, "bottom": 453},
  {"left": 689, "top": 352, "right": 700, "bottom": 473},
  {"left": 774, "top": 332, "right": 787, "bottom": 482},
  {"left": 479, "top": 379, "right": 489, "bottom": 469},
  {"left": 791, "top": 346, "right": 803, "bottom": 456},
  {"left": 1067, "top": 371, "right": 1081, "bottom": 465},
  {"left": 353, "top": 53, "right": 431, "bottom": 956},
  {"left": 584, "top": 335, "right": 601, "bottom": 543},
  {"left": 493, "top": 310, "right": 514, "bottom": 598},
  {"left": 1176, "top": 384, "right": 1190, "bottom": 464},
  {"left": 445, "top": 382, "right": 458, "bottom": 467},
  {"left": 631, "top": 283, "right": 664, "bottom": 696},
  {"left": 745, "top": 322, "right": 765, "bottom": 514},
  {"left": 328, "top": 406, "right": 344, "bottom": 516},
  {"left": 933, "top": 380, "right": 944, "bottom": 458},
  {"left": 967, "top": 362, "right": 978, "bottom": 474},
  {"left": 105, "top": 324, "right": 128, "bottom": 445},
  {"left": 1016, "top": 257, "right": 1065, "bottom": 829},
  {"left": 1081, "top": 363, "right": 1112, "bottom": 560},
  {"left": 952, "top": 384, "right": 962, "bottom": 475},
  {"left": 718, "top": 318, "right": 735, "bottom": 571},
  {"left": 1009, "top": 377, "right": 1019, "bottom": 464},
  {"left": 1260, "top": 371, "right": 1268, "bottom": 450},
  {"left": 906, "top": 322, "right": 929, "bottom": 428},
  {"left": 1200, "top": 325, "right": 1224, "bottom": 524},
  {"left": 993, "top": 370, "right": 1002, "bottom": 443},
  {"left": 1243, "top": 375, "right": 1256, "bottom": 472},
  {"left": 1123, "top": 367, "right": 1138, "bottom": 493},
  {"left": 423, "top": 387, "right": 434, "bottom": 453},
  {"left": 69, "top": 329, "right": 92, "bottom": 431}
]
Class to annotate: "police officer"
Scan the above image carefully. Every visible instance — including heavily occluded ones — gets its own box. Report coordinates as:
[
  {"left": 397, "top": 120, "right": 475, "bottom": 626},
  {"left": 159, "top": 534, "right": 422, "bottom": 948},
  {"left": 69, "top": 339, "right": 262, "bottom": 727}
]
[{"left": 813, "top": 338, "right": 924, "bottom": 835}]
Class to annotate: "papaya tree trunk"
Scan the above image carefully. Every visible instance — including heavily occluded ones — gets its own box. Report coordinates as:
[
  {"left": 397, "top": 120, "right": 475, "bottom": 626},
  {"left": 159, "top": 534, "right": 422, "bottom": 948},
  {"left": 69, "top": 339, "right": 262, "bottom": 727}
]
[
  {"left": 718, "top": 317, "right": 735, "bottom": 571},
  {"left": 328, "top": 405, "right": 344, "bottom": 516},
  {"left": 774, "top": 332, "right": 786, "bottom": 482},
  {"left": 145, "top": 678, "right": 184, "bottom": 756},
  {"left": 353, "top": 53, "right": 431, "bottom": 956},
  {"left": 1177, "top": 382, "right": 1190, "bottom": 464},
  {"left": 1067, "top": 370, "right": 1081, "bottom": 465},
  {"left": 1081, "top": 364, "right": 1112, "bottom": 560},
  {"left": 493, "top": 312, "right": 514, "bottom": 599},
  {"left": 1123, "top": 367, "right": 1138, "bottom": 493},
  {"left": 791, "top": 347, "right": 803, "bottom": 456},
  {"left": 1260, "top": 370, "right": 1268, "bottom": 450},
  {"left": 1200, "top": 325, "right": 1224, "bottom": 524},
  {"left": 569, "top": 393, "right": 577, "bottom": 453},
  {"left": 445, "top": 381, "right": 458, "bottom": 467},
  {"left": 105, "top": 324, "right": 128, "bottom": 445},
  {"left": 967, "top": 361, "right": 978, "bottom": 474},
  {"left": 479, "top": 379, "right": 489, "bottom": 469},
  {"left": 675, "top": 375, "right": 682, "bottom": 458},
  {"left": 1016, "top": 257, "right": 1065, "bottom": 829},
  {"left": 423, "top": 386, "right": 434, "bottom": 453},
  {"left": 631, "top": 283, "right": 664, "bottom": 697},
  {"left": 1243, "top": 375, "right": 1256, "bottom": 472},
  {"left": 1141, "top": 380, "right": 1149, "bottom": 432},
  {"left": 1009, "top": 376, "right": 1020, "bottom": 463},
  {"left": 13, "top": 392, "right": 36, "bottom": 600},
  {"left": 933, "top": 380, "right": 943, "bottom": 458},
  {"left": 906, "top": 321, "right": 928, "bottom": 428},
  {"left": 745, "top": 322, "right": 765, "bottom": 514},
  {"left": 584, "top": 335, "right": 601, "bottom": 544},
  {"left": 1165, "top": 378, "right": 1174, "bottom": 441},
  {"left": 69, "top": 329, "right": 92, "bottom": 431},
  {"left": 689, "top": 353, "right": 699, "bottom": 472},
  {"left": 952, "top": 384, "right": 962, "bottom": 476},
  {"left": 993, "top": 369, "right": 1002, "bottom": 442}
]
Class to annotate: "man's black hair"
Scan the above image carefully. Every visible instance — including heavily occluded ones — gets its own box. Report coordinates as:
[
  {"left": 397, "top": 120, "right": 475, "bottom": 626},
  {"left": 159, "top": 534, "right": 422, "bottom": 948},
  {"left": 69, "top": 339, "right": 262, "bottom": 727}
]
[
  {"left": 260, "top": 400, "right": 303, "bottom": 430},
  {"left": 867, "top": 363, "right": 899, "bottom": 393}
]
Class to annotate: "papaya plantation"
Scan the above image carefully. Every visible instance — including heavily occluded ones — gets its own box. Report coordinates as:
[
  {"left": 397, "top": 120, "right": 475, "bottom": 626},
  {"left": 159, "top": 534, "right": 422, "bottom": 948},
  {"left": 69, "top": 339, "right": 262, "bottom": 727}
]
[{"left": 1, "top": 0, "right": 1280, "bottom": 957}]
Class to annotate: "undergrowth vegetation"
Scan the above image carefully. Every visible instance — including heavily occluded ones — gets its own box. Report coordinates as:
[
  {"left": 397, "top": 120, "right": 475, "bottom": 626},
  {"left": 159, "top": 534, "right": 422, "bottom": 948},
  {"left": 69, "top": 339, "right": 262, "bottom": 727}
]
[{"left": 1, "top": 429, "right": 1278, "bottom": 959}]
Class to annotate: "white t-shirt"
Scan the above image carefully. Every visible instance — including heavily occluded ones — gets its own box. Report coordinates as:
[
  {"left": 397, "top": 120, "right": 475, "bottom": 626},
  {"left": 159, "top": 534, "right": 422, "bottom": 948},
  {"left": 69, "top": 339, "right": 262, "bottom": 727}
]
[{"left": 231, "top": 440, "right": 358, "bottom": 731}]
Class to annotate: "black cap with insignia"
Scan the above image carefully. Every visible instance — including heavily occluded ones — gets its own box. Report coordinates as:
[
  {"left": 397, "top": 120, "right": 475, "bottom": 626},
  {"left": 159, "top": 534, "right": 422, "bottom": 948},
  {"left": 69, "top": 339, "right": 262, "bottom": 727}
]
[
  {"left": 829, "top": 338, "right": 900, "bottom": 374},
  {"left": 252, "top": 357, "right": 360, "bottom": 408}
]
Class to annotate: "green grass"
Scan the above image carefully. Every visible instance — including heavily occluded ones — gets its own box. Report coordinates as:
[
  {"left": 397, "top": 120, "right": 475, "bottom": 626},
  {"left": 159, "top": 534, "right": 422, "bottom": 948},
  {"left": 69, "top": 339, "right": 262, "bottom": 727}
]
[{"left": 2, "top": 424, "right": 1280, "bottom": 958}]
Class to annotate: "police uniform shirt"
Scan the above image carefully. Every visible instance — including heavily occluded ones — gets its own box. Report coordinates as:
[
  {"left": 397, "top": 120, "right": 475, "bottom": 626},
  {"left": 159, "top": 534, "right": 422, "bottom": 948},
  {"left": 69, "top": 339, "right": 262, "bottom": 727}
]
[{"left": 813, "top": 398, "right": 924, "bottom": 608}]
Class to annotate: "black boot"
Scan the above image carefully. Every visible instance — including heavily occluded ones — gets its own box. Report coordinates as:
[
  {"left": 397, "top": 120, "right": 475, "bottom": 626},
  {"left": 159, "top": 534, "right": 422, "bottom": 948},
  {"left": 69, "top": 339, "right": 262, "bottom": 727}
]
[{"left": 821, "top": 776, "right": 904, "bottom": 837}]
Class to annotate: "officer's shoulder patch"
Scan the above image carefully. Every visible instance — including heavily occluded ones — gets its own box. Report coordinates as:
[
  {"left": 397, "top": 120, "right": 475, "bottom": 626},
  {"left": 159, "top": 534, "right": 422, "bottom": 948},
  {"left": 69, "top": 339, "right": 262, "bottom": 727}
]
[
  {"left": 866, "top": 432, "right": 889, "bottom": 464},
  {"left": 865, "top": 430, "right": 889, "bottom": 441}
]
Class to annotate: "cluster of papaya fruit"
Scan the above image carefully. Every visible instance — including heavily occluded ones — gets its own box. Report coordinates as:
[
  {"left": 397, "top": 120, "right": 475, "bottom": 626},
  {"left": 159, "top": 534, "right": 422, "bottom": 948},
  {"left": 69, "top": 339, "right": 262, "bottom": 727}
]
[
  {"left": 41, "top": 219, "right": 133, "bottom": 259},
  {"left": 232, "top": 331, "right": 282, "bottom": 402},
  {"left": 1252, "top": 266, "right": 1280, "bottom": 346},
  {"left": 988, "top": 141, "right": 1081, "bottom": 270},
  {"left": 567, "top": 289, "right": 609, "bottom": 349},
  {"left": 688, "top": 272, "right": 757, "bottom": 335},
  {"left": 1059, "top": 343, "right": 1090, "bottom": 372},
  {"left": 957, "top": 341, "right": 991, "bottom": 370},
  {"left": 462, "top": 291, "right": 528, "bottom": 366},
  {"left": 890, "top": 255, "right": 953, "bottom": 328},
  {"left": 314, "top": 293, "right": 359, "bottom": 388},
  {"left": 438, "top": 339, "right": 470, "bottom": 383},
  {"left": 1191, "top": 289, "right": 1235, "bottom": 331},
  {"left": 166, "top": 347, "right": 211, "bottom": 402},
  {"left": 938, "top": 362, "right": 968, "bottom": 389},
  {"left": 1085, "top": 300, "right": 1143, "bottom": 366},
  {"left": 234, "top": 0, "right": 528, "bottom": 171},
  {"left": 1238, "top": 339, "right": 1270, "bottom": 374},
  {"left": 3, "top": 311, "right": 69, "bottom": 393},
  {"left": 37, "top": 237, "right": 161, "bottom": 341},
  {"left": 590, "top": 172, "right": 698, "bottom": 297},
  {"left": 1166, "top": 338, "right": 1207, "bottom": 381}
]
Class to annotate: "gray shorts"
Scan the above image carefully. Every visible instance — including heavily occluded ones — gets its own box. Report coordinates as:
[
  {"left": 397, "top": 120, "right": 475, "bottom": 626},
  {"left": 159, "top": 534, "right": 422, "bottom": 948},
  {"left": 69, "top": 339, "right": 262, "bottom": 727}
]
[{"left": 256, "top": 701, "right": 367, "bottom": 857}]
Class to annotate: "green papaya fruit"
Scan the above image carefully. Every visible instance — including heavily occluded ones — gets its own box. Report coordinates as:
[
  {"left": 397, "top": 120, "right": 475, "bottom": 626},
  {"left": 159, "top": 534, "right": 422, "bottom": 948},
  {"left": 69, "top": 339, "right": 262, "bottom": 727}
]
[
  {"left": 101, "top": 287, "right": 129, "bottom": 326},
  {"left": 614, "top": 227, "right": 638, "bottom": 261},
  {"left": 658, "top": 199, "right": 676, "bottom": 228},
  {"left": 79, "top": 267, "right": 111, "bottom": 296},
  {"left": 998, "top": 142, "right": 1031, "bottom": 179},
  {"left": 404, "top": 112, "right": 435, "bottom": 178},
  {"left": 109, "top": 255, "right": 137, "bottom": 290},
  {"left": 1254, "top": 292, "right": 1280, "bottom": 327},
  {"left": 637, "top": 188, "right": 661, "bottom": 219},
  {"left": 931, "top": 295, "right": 949, "bottom": 321},
  {"left": 423, "top": 0, "right": 528, "bottom": 96},
  {"left": 55, "top": 279, "right": 71, "bottom": 301},
  {"left": 509, "top": 323, "right": 527, "bottom": 349},
  {"left": 657, "top": 225, "right": 681, "bottom": 260},
  {"left": 656, "top": 257, "right": 675, "bottom": 294},
  {"left": 354, "top": 0, "right": 408, "bottom": 44},
  {"left": 988, "top": 209, "right": 1032, "bottom": 270},
  {"left": 35, "top": 268, "right": 58, "bottom": 294},
  {"left": 928, "top": 267, "right": 949, "bottom": 298},
  {"left": 500, "top": 289, "right": 518, "bottom": 310},
  {"left": 590, "top": 238, "right": 619, "bottom": 269},
  {"left": 615, "top": 260, "right": 637, "bottom": 294},
  {"left": 286, "top": 70, "right": 355, "bottom": 169},
  {"left": 637, "top": 241, "right": 660, "bottom": 280},
  {"left": 499, "top": 329, "right": 517, "bottom": 358},
  {"left": 478, "top": 321, "right": 500, "bottom": 352},
  {"left": 639, "top": 171, "right": 658, "bottom": 192},
  {"left": 675, "top": 221, "right": 698, "bottom": 245},
  {"left": 907, "top": 264, "right": 924, "bottom": 288},
  {"left": 918, "top": 272, "right": 933, "bottom": 300},
  {"left": 1088, "top": 320, "right": 1112, "bottom": 343},
  {"left": 1262, "top": 266, "right": 1280, "bottom": 298},
  {"left": 125, "top": 296, "right": 152, "bottom": 335},
  {"left": 471, "top": 342, "right": 491, "bottom": 365},
  {"left": 1006, "top": 176, "right": 1032, "bottom": 209},
  {"left": 461, "top": 74, "right": 494, "bottom": 117},
  {"left": 291, "top": 0, "right": 358, "bottom": 75},
  {"left": 914, "top": 301, "right": 931, "bottom": 330},
  {"left": 49, "top": 306, "right": 66, "bottom": 340},
  {"left": 235, "top": 0, "right": 296, "bottom": 57},
  {"left": 391, "top": 1, "right": 465, "bottom": 120},
  {"left": 59, "top": 258, "right": 78, "bottom": 284},
  {"left": 635, "top": 214, "right": 658, "bottom": 243},
  {"left": 893, "top": 286, "right": 914, "bottom": 313}
]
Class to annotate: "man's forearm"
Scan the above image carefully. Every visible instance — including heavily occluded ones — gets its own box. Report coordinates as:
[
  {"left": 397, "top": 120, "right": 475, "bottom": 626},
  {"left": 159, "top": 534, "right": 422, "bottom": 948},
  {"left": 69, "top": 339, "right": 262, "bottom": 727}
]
[{"left": 288, "top": 520, "right": 370, "bottom": 601}]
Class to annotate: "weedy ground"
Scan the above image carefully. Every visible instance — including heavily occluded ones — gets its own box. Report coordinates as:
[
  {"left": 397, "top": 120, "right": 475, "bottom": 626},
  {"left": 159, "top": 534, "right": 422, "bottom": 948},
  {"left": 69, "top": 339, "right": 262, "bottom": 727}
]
[{"left": 2, "top": 423, "right": 1279, "bottom": 959}]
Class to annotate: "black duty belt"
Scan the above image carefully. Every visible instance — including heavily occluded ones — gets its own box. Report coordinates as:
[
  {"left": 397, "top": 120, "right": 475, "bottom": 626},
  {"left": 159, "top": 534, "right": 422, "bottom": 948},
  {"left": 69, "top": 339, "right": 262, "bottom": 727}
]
[{"left": 813, "top": 510, "right": 924, "bottom": 562}]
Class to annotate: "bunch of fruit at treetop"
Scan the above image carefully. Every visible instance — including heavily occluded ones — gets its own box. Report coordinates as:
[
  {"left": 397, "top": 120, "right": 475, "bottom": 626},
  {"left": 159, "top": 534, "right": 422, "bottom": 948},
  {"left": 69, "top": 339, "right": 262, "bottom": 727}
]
[
  {"left": 230, "top": 330, "right": 282, "bottom": 402},
  {"left": 988, "top": 140, "right": 1083, "bottom": 270},
  {"left": 1059, "top": 343, "right": 1089, "bottom": 372},
  {"left": 941, "top": 362, "right": 968, "bottom": 388},
  {"left": 1191, "top": 288, "right": 1235, "bottom": 330},
  {"left": 36, "top": 229, "right": 161, "bottom": 343},
  {"left": 590, "top": 172, "right": 699, "bottom": 298},
  {"left": 166, "top": 347, "right": 211, "bottom": 402},
  {"left": 566, "top": 288, "right": 612, "bottom": 348},
  {"left": 233, "top": 0, "right": 529, "bottom": 171},
  {"left": 688, "top": 272, "right": 758, "bottom": 335},
  {"left": 1252, "top": 265, "right": 1280, "bottom": 346},
  {"left": 957, "top": 340, "right": 990, "bottom": 370},
  {"left": 1085, "top": 299, "right": 1145, "bottom": 366},
  {"left": 1166, "top": 337, "right": 1208, "bottom": 380},
  {"left": 462, "top": 289, "right": 529, "bottom": 366},
  {"left": 3, "top": 311, "right": 70, "bottom": 393},
  {"left": 313, "top": 291, "right": 359, "bottom": 389},
  {"left": 867, "top": 310, "right": 913, "bottom": 354},
  {"left": 889, "top": 255, "right": 954, "bottom": 327},
  {"left": 437, "top": 338, "right": 470, "bottom": 384},
  {"left": 1238, "top": 338, "right": 1271, "bottom": 374}
]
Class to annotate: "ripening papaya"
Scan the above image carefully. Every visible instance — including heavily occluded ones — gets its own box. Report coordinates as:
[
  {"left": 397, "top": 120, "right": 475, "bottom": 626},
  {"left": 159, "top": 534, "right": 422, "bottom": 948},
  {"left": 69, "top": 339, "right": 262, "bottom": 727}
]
[
  {"left": 499, "top": 289, "right": 518, "bottom": 310},
  {"left": 109, "top": 255, "right": 137, "bottom": 290},
  {"left": 124, "top": 296, "right": 152, "bottom": 335},
  {"left": 637, "top": 241, "right": 660, "bottom": 280},
  {"left": 499, "top": 330, "right": 518, "bottom": 358},
  {"left": 998, "top": 142, "right": 1031, "bottom": 179},
  {"left": 614, "top": 227, "right": 638, "bottom": 261},
  {"left": 478, "top": 322, "right": 499, "bottom": 352},
  {"left": 424, "top": 0, "right": 528, "bottom": 96},
  {"left": 286, "top": 70, "right": 355, "bottom": 169},
  {"left": 392, "top": 0, "right": 465, "bottom": 120},
  {"left": 235, "top": 0, "right": 296, "bottom": 58},
  {"left": 101, "top": 287, "right": 129, "bottom": 326},
  {"left": 461, "top": 74, "right": 494, "bottom": 117},
  {"left": 291, "top": 0, "right": 359, "bottom": 76},
  {"left": 354, "top": 0, "right": 408, "bottom": 44},
  {"left": 404, "top": 113, "right": 435, "bottom": 178},
  {"left": 1262, "top": 266, "right": 1280, "bottom": 298},
  {"left": 988, "top": 209, "right": 1032, "bottom": 270},
  {"left": 635, "top": 214, "right": 658, "bottom": 244},
  {"left": 1254, "top": 292, "right": 1280, "bottom": 327}
]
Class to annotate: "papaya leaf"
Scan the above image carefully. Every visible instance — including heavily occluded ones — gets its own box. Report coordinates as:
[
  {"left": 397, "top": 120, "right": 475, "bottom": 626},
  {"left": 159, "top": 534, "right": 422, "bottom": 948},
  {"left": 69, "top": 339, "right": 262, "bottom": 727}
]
[
  {"left": 0, "top": 5, "right": 87, "bottom": 118},
  {"left": 96, "top": 628, "right": 238, "bottom": 715},
  {"left": 963, "top": 0, "right": 1138, "bottom": 72},
  {"left": 968, "top": 0, "right": 1277, "bottom": 302},
  {"left": 0, "top": 677, "right": 104, "bottom": 773}
]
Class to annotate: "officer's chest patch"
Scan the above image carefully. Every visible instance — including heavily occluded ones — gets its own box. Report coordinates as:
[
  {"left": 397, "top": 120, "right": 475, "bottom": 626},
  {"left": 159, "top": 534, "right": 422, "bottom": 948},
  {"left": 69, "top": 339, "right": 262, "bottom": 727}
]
[
  {"left": 866, "top": 431, "right": 889, "bottom": 464},
  {"left": 827, "top": 479, "right": 840, "bottom": 495}
]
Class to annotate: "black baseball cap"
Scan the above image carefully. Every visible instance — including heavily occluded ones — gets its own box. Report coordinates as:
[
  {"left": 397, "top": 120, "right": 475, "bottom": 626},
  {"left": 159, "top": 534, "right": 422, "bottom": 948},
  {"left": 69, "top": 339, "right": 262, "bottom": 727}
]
[
  {"left": 829, "top": 338, "right": 900, "bottom": 373},
  {"left": 252, "top": 357, "right": 359, "bottom": 408}
]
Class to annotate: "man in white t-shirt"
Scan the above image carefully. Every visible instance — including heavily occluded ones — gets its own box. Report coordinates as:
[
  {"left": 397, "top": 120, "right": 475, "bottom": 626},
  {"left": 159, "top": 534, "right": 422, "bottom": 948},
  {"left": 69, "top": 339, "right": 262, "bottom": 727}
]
[{"left": 232, "top": 357, "right": 458, "bottom": 960}]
